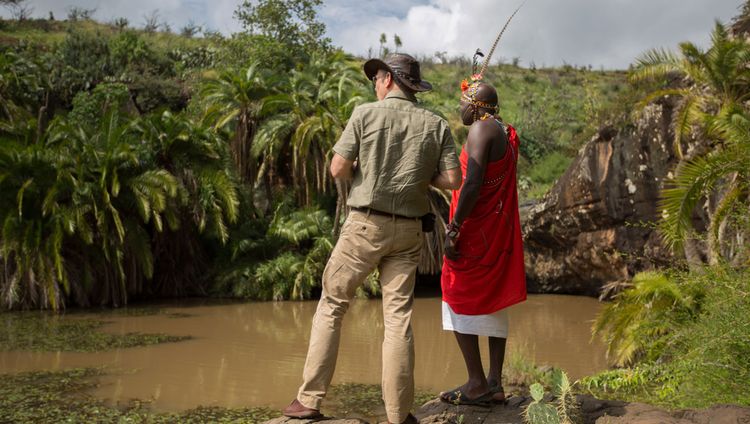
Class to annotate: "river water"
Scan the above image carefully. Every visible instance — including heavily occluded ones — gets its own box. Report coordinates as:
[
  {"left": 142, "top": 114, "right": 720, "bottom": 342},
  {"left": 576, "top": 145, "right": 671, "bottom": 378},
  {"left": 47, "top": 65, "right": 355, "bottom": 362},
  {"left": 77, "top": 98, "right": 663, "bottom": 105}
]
[{"left": 0, "top": 294, "right": 607, "bottom": 412}]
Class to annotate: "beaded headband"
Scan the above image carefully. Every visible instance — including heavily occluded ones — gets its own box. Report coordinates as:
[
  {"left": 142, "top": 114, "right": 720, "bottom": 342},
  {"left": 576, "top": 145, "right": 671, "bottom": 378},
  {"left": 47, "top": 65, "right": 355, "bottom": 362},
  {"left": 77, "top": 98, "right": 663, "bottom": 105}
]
[{"left": 461, "top": 83, "right": 497, "bottom": 111}]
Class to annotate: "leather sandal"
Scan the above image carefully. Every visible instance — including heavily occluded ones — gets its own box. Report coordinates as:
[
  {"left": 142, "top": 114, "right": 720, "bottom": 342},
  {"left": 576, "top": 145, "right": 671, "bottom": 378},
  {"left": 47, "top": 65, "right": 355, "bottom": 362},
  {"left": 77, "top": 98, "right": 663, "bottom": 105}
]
[
  {"left": 439, "top": 388, "right": 492, "bottom": 406},
  {"left": 488, "top": 381, "right": 507, "bottom": 404}
]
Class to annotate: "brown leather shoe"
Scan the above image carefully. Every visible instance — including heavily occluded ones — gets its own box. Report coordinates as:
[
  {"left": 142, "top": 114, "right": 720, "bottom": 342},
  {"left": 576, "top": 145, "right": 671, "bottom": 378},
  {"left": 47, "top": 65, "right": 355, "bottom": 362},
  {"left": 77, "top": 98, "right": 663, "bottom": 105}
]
[
  {"left": 282, "top": 399, "right": 322, "bottom": 419},
  {"left": 388, "top": 413, "right": 418, "bottom": 424}
]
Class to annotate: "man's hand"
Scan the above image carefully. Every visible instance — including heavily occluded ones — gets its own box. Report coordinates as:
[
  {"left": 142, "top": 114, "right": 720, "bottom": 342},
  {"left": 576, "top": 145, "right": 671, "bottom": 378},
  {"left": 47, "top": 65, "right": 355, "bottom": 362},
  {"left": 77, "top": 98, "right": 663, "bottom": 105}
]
[{"left": 444, "top": 233, "right": 460, "bottom": 260}]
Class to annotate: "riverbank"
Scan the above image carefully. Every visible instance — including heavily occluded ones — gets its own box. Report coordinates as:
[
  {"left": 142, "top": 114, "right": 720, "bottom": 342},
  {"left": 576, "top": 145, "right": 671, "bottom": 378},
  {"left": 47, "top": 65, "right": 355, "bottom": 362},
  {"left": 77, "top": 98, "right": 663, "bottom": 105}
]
[
  {"left": 265, "top": 396, "right": 750, "bottom": 424},
  {"left": 3, "top": 364, "right": 749, "bottom": 424}
]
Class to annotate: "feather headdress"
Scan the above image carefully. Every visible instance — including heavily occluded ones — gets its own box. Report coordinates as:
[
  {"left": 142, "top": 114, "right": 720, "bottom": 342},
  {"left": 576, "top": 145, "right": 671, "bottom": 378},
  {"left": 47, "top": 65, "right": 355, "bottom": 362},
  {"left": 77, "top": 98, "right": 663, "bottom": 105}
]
[{"left": 460, "top": 2, "right": 525, "bottom": 93}]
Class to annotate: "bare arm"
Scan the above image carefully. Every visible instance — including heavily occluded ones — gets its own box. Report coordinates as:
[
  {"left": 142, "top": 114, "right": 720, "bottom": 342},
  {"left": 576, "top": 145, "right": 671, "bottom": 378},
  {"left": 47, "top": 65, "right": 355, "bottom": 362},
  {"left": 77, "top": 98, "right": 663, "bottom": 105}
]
[
  {"left": 431, "top": 167, "right": 462, "bottom": 190},
  {"left": 453, "top": 124, "right": 496, "bottom": 225},
  {"left": 444, "top": 122, "right": 494, "bottom": 260},
  {"left": 330, "top": 153, "right": 356, "bottom": 180}
]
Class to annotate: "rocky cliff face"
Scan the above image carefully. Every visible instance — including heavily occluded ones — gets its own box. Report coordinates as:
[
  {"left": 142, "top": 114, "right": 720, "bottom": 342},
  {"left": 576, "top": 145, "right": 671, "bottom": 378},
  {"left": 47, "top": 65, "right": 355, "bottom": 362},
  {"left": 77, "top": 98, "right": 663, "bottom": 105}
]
[{"left": 522, "top": 101, "right": 679, "bottom": 296}]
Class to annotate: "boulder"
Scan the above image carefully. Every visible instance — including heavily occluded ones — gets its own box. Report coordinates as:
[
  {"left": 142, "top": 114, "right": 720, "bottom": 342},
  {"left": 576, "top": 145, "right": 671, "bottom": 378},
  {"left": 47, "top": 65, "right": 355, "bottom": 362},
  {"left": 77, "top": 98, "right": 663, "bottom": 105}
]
[{"left": 522, "top": 101, "right": 679, "bottom": 296}]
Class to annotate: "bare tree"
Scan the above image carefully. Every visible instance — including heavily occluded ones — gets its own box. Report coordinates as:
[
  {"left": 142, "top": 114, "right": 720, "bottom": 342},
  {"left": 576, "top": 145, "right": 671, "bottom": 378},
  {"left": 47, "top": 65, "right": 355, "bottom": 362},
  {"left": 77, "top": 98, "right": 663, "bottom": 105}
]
[
  {"left": 12, "top": 3, "right": 33, "bottom": 20},
  {"left": 1, "top": 0, "right": 33, "bottom": 20},
  {"left": 434, "top": 51, "right": 448, "bottom": 64},
  {"left": 180, "top": 20, "right": 201, "bottom": 38},
  {"left": 112, "top": 17, "right": 129, "bottom": 30},
  {"left": 143, "top": 9, "right": 160, "bottom": 33},
  {"left": 66, "top": 6, "right": 96, "bottom": 21},
  {"left": 0, "top": 0, "right": 23, "bottom": 9}
]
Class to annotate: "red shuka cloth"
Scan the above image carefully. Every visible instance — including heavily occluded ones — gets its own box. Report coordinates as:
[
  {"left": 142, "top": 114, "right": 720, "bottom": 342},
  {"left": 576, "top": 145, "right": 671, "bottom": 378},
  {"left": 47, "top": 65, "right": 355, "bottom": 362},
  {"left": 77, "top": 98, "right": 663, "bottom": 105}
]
[{"left": 441, "top": 123, "right": 527, "bottom": 315}]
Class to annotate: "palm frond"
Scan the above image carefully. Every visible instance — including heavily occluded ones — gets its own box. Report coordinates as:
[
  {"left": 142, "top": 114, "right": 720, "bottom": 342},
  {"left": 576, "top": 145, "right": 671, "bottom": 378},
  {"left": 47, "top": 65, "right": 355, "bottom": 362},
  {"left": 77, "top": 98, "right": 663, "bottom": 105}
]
[
  {"left": 659, "top": 148, "right": 746, "bottom": 247},
  {"left": 629, "top": 48, "right": 682, "bottom": 85}
]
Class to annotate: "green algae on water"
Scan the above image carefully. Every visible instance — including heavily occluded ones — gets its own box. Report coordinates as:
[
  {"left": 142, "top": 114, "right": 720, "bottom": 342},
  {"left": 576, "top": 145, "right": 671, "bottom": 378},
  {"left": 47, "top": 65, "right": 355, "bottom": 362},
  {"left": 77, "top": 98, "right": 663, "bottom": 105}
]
[
  {"left": 0, "top": 368, "right": 277, "bottom": 424},
  {"left": 0, "top": 312, "right": 191, "bottom": 352}
]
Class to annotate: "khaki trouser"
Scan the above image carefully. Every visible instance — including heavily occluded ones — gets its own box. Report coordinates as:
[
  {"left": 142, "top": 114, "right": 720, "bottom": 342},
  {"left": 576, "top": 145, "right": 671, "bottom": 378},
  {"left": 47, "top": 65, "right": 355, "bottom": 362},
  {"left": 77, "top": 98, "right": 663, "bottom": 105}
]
[{"left": 297, "top": 210, "right": 423, "bottom": 424}]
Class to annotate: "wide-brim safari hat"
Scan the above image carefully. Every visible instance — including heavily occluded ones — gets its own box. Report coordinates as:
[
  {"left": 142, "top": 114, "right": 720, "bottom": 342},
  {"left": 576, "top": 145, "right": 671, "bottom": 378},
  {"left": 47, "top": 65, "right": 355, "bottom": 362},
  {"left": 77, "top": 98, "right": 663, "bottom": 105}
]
[{"left": 364, "top": 53, "right": 433, "bottom": 92}]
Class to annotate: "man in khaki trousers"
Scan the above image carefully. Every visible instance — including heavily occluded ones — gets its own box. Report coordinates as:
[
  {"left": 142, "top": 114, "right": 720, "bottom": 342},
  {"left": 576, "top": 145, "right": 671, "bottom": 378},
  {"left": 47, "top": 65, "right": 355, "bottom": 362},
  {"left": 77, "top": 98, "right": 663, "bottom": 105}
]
[{"left": 283, "top": 53, "right": 461, "bottom": 424}]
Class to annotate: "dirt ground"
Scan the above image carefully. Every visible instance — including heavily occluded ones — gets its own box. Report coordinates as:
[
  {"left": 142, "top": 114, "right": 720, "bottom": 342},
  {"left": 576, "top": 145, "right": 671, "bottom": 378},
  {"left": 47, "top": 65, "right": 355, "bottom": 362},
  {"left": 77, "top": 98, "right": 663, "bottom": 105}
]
[{"left": 265, "top": 394, "right": 750, "bottom": 424}]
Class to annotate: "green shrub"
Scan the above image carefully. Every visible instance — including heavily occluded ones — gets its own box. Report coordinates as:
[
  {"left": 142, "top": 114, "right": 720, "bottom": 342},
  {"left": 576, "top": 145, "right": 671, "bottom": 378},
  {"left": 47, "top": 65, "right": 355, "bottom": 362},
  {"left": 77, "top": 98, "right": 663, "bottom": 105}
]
[
  {"left": 56, "top": 29, "right": 113, "bottom": 96},
  {"left": 69, "top": 82, "right": 131, "bottom": 128},
  {"left": 109, "top": 30, "right": 159, "bottom": 72},
  {"left": 584, "top": 265, "right": 750, "bottom": 408}
]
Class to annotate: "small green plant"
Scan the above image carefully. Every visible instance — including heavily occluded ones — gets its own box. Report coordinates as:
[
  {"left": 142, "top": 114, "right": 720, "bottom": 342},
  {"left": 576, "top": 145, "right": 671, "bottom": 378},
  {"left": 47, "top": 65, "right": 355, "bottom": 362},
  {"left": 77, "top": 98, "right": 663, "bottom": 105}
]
[{"left": 523, "top": 369, "right": 579, "bottom": 424}]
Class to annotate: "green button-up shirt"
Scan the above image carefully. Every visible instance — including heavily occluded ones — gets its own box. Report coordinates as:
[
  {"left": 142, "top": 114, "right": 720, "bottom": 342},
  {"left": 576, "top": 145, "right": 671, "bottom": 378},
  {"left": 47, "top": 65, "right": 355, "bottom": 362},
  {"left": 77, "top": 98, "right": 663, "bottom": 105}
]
[{"left": 332, "top": 90, "right": 459, "bottom": 217}]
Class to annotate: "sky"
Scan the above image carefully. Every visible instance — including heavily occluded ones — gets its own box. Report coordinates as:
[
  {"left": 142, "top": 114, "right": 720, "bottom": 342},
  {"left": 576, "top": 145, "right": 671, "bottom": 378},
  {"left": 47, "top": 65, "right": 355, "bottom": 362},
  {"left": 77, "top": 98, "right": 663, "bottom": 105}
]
[{"left": 1, "top": 0, "right": 742, "bottom": 69}]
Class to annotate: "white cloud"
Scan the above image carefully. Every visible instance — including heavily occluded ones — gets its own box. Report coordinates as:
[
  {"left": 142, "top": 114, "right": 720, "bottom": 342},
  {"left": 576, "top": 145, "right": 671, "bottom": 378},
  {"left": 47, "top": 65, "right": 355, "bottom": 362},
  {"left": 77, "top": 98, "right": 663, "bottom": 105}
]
[{"left": 323, "top": 0, "right": 741, "bottom": 69}]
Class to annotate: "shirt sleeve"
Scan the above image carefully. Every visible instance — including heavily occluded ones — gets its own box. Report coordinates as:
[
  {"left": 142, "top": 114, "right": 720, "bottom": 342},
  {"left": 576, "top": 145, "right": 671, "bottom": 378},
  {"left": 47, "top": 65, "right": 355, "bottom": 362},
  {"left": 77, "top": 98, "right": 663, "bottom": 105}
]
[
  {"left": 438, "top": 122, "right": 460, "bottom": 171},
  {"left": 332, "top": 107, "right": 361, "bottom": 161}
]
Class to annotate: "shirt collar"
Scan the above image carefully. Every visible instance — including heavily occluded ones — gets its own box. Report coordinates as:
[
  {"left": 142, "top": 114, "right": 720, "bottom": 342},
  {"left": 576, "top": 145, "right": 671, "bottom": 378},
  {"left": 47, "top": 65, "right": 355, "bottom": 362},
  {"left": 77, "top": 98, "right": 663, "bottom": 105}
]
[{"left": 384, "top": 89, "right": 417, "bottom": 103}]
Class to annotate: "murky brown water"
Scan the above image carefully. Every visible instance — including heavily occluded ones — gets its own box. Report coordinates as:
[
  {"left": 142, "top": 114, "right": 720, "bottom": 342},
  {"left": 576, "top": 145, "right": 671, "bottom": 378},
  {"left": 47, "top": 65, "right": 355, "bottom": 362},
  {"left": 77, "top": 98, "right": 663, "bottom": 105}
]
[{"left": 0, "top": 294, "right": 607, "bottom": 412}]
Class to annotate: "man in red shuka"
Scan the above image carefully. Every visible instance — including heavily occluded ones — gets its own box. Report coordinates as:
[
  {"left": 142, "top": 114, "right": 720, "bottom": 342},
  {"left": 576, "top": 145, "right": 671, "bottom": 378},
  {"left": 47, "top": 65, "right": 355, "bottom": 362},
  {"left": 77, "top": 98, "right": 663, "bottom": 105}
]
[{"left": 440, "top": 80, "right": 527, "bottom": 406}]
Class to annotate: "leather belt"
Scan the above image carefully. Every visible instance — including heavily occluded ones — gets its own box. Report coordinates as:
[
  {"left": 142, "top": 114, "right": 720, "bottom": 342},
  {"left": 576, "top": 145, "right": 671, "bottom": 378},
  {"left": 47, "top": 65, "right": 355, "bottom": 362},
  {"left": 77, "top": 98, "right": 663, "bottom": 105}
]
[{"left": 351, "top": 207, "right": 415, "bottom": 220}]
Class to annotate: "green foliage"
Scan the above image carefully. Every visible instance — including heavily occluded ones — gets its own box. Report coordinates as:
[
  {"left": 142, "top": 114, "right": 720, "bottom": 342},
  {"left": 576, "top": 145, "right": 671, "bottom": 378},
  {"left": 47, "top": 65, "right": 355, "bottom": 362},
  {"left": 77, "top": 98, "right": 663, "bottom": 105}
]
[
  {"left": 234, "top": 0, "right": 330, "bottom": 60},
  {"left": 254, "top": 51, "right": 370, "bottom": 205},
  {"left": 592, "top": 270, "right": 703, "bottom": 366},
  {"left": 525, "top": 385, "right": 560, "bottom": 424},
  {"left": 169, "top": 45, "right": 218, "bottom": 74},
  {"left": 0, "top": 50, "right": 46, "bottom": 118},
  {"left": 222, "top": 0, "right": 331, "bottom": 73},
  {"left": 200, "top": 63, "right": 269, "bottom": 183},
  {"left": 109, "top": 30, "right": 159, "bottom": 72},
  {"left": 585, "top": 265, "right": 750, "bottom": 408},
  {"left": 523, "top": 369, "right": 579, "bottom": 424},
  {"left": 56, "top": 29, "right": 114, "bottom": 95},
  {"left": 0, "top": 106, "right": 240, "bottom": 310},
  {"left": 521, "top": 152, "right": 573, "bottom": 201},
  {"left": 69, "top": 82, "right": 130, "bottom": 129},
  {"left": 217, "top": 206, "right": 333, "bottom": 301},
  {"left": 589, "top": 19, "right": 750, "bottom": 409}
]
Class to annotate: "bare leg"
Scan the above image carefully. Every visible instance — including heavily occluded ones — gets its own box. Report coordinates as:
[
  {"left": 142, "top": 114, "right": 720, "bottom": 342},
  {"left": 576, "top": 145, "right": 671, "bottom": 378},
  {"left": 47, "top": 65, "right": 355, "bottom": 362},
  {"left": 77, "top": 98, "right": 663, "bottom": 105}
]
[
  {"left": 449, "top": 332, "right": 489, "bottom": 399},
  {"left": 487, "top": 337, "right": 507, "bottom": 400}
]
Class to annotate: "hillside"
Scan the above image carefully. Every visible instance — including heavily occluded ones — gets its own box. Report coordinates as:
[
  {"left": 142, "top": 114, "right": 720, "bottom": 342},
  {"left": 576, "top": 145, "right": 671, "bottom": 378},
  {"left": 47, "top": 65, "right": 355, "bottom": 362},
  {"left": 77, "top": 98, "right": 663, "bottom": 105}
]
[{"left": 0, "top": 17, "right": 628, "bottom": 201}]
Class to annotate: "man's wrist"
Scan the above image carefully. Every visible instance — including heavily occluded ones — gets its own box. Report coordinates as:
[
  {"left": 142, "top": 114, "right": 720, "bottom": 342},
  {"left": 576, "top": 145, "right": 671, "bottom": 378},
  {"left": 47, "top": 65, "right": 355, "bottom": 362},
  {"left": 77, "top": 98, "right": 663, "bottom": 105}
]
[{"left": 445, "top": 220, "right": 461, "bottom": 239}]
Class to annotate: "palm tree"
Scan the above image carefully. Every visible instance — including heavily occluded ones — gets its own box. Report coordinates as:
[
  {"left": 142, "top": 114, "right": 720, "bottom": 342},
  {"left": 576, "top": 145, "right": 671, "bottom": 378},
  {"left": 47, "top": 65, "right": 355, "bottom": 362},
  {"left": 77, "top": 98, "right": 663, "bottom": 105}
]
[
  {"left": 0, "top": 108, "right": 182, "bottom": 310},
  {"left": 254, "top": 52, "right": 369, "bottom": 207},
  {"left": 133, "top": 111, "right": 240, "bottom": 296},
  {"left": 630, "top": 22, "right": 750, "bottom": 264},
  {"left": 660, "top": 107, "right": 750, "bottom": 265},
  {"left": 0, "top": 101, "right": 243, "bottom": 310},
  {"left": 200, "top": 64, "right": 269, "bottom": 184}
]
